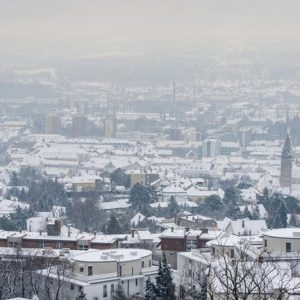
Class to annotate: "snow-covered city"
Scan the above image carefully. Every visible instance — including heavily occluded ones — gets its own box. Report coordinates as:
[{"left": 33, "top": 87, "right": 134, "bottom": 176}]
[{"left": 1, "top": 1, "right": 300, "bottom": 299}]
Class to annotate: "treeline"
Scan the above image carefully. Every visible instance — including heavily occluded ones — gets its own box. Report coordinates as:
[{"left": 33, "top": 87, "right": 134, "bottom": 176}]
[
  {"left": 0, "top": 207, "right": 34, "bottom": 231},
  {"left": 8, "top": 168, "right": 68, "bottom": 212},
  {"left": 259, "top": 188, "right": 300, "bottom": 228}
]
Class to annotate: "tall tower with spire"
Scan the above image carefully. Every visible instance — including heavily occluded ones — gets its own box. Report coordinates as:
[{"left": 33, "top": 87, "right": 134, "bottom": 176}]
[{"left": 280, "top": 134, "right": 293, "bottom": 188}]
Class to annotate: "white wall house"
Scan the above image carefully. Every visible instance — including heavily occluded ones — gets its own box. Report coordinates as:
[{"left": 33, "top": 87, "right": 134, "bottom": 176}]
[{"left": 45, "top": 248, "right": 158, "bottom": 300}]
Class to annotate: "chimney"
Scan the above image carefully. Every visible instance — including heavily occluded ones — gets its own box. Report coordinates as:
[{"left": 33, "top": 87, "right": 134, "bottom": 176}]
[{"left": 68, "top": 225, "right": 71, "bottom": 237}]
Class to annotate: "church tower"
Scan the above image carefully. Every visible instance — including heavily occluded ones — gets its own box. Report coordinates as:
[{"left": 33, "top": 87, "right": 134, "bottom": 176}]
[{"left": 280, "top": 134, "right": 293, "bottom": 188}]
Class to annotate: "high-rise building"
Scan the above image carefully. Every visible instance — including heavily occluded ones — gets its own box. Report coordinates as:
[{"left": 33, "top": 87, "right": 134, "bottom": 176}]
[
  {"left": 202, "top": 139, "right": 220, "bottom": 158},
  {"left": 280, "top": 134, "right": 293, "bottom": 188},
  {"left": 72, "top": 115, "right": 87, "bottom": 137},
  {"left": 44, "top": 112, "right": 61, "bottom": 134},
  {"left": 104, "top": 114, "right": 116, "bottom": 138}
]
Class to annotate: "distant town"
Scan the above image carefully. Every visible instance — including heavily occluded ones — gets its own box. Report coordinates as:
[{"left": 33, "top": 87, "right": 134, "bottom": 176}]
[
  {"left": 1, "top": 1, "right": 300, "bottom": 299},
  {"left": 0, "top": 68, "right": 299, "bottom": 299}
]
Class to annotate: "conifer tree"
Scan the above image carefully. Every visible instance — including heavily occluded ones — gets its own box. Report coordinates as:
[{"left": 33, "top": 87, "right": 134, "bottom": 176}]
[
  {"left": 167, "top": 196, "right": 179, "bottom": 218},
  {"left": 106, "top": 213, "right": 122, "bottom": 234},
  {"left": 243, "top": 206, "right": 252, "bottom": 219},
  {"left": 145, "top": 277, "right": 157, "bottom": 300},
  {"left": 156, "top": 252, "right": 175, "bottom": 300}
]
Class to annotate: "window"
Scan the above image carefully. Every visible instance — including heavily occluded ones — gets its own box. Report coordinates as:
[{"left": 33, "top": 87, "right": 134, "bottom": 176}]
[
  {"left": 264, "top": 239, "right": 267, "bottom": 247},
  {"left": 286, "top": 242, "right": 292, "bottom": 253},
  {"left": 141, "top": 261, "right": 144, "bottom": 268},
  {"left": 230, "top": 249, "right": 235, "bottom": 258},
  {"left": 135, "top": 278, "right": 138, "bottom": 286},
  {"left": 103, "top": 285, "right": 107, "bottom": 298},
  {"left": 212, "top": 247, "right": 215, "bottom": 256},
  {"left": 80, "top": 267, "right": 84, "bottom": 273},
  {"left": 39, "top": 241, "right": 45, "bottom": 249},
  {"left": 70, "top": 284, "right": 74, "bottom": 290},
  {"left": 132, "top": 267, "right": 134, "bottom": 275},
  {"left": 8, "top": 242, "right": 19, "bottom": 248},
  {"left": 79, "top": 286, "right": 83, "bottom": 292},
  {"left": 149, "top": 260, "right": 151, "bottom": 267},
  {"left": 119, "top": 265, "right": 122, "bottom": 276},
  {"left": 111, "top": 284, "right": 115, "bottom": 294},
  {"left": 79, "top": 245, "right": 89, "bottom": 250},
  {"left": 56, "top": 242, "right": 62, "bottom": 249},
  {"left": 88, "top": 266, "right": 93, "bottom": 276}
]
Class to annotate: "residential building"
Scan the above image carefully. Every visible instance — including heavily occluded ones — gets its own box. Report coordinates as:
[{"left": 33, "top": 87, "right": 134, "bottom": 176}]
[
  {"left": 45, "top": 112, "right": 61, "bottom": 134},
  {"left": 45, "top": 248, "right": 158, "bottom": 300}
]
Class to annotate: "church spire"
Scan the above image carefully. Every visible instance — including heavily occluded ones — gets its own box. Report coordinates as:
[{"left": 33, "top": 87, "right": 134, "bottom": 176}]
[
  {"left": 280, "top": 133, "right": 293, "bottom": 189},
  {"left": 282, "top": 133, "right": 292, "bottom": 158}
]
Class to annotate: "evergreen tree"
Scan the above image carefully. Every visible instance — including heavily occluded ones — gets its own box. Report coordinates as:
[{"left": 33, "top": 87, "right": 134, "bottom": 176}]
[
  {"left": 167, "top": 196, "right": 179, "bottom": 218},
  {"left": 251, "top": 205, "right": 260, "bottom": 220},
  {"left": 277, "top": 201, "right": 288, "bottom": 228},
  {"left": 112, "top": 283, "right": 127, "bottom": 300},
  {"left": 223, "top": 187, "right": 241, "bottom": 206},
  {"left": 260, "top": 188, "right": 270, "bottom": 210},
  {"left": 106, "top": 213, "right": 122, "bottom": 234},
  {"left": 129, "top": 183, "right": 154, "bottom": 216},
  {"left": 243, "top": 206, "right": 252, "bottom": 219},
  {"left": 289, "top": 213, "right": 298, "bottom": 227},
  {"left": 10, "top": 172, "right": 20, "bottom": 186},
  {"left": 110, "top": 168, "right": 131, "bottom": 188},
  {"left": 284, "top": 196, "right": 300, "bottom": 214},
  {"left": 199, "top": 194, "right": 224, "bottom": 218},
  {"left": 145, "top": 277, "right": 157, "bottom": 300},
  {"left": 18, "top": 187, "right": 27, "bottom": 202},
  {"left": 227, "top": 205, "right": 242, "bottom": 220},
  {"left": 267, "top": 194, "right": 288, "bottom": 229},
  {"left": 156, "top": 253, "right": 175, "bottom": 300}
]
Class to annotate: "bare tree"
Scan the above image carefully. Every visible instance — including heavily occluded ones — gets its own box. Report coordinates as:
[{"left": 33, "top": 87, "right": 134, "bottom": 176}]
[
  {"left": 0, "top": 247, "right": 73, "bottom": 300},
  {"left": 36, "top": 254, "right": 73, "bottom": 300},
  {"left": 178, "top": 240, "right": 300, "bottom": 300}
]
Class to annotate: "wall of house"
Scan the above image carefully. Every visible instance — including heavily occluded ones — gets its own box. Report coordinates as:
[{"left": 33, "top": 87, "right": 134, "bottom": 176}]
[{"left": 264, "top": 236, "right": 300, "bottom": 254}]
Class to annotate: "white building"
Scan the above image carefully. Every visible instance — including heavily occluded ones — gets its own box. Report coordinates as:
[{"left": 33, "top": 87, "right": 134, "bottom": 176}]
[{"left": 45, "top": 248, "right": 158, "bottom": 300}]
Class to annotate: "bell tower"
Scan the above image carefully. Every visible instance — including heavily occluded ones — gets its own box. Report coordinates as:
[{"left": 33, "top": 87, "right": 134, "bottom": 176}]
[{"left": 280, "top": 134, "right": 293, "bottom": 188}]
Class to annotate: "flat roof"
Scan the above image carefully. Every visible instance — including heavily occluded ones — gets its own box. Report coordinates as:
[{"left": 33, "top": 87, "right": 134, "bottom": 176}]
[
  {"left": 73, "top": 248, "right": 152, "bottom": 263},
  {"left": 263, "top": 228, "right": 300, "bottom": 239}
]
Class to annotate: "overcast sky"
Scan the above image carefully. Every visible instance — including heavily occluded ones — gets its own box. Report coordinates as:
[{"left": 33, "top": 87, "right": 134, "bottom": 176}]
[{"left": 0, "top": 0, "right": 300, "bottom": 57}]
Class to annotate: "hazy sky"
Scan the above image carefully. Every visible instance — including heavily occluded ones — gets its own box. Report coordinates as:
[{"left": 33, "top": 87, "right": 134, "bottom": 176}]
[{"left": 1, "top": 0, "right": 300, "bottom": 57}]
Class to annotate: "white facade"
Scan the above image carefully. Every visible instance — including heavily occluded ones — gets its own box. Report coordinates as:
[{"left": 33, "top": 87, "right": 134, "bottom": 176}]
[{"left": 46, "top": 248, "right": 158, "bottom": 300}]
